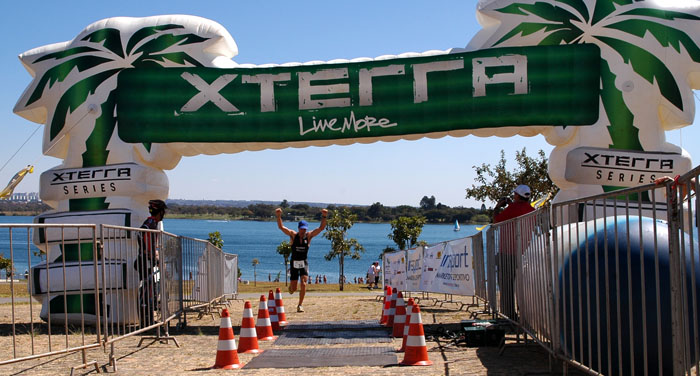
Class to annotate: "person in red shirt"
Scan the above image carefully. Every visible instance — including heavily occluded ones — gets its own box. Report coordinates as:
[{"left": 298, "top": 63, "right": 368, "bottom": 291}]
[{"left": 492, "top": 185, "right": 535, "bottom": 320}]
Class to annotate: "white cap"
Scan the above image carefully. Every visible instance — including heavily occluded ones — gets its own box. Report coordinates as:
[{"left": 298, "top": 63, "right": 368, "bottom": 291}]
[{"left": 513, "top": 185, "right": 531, "bottom": 199}]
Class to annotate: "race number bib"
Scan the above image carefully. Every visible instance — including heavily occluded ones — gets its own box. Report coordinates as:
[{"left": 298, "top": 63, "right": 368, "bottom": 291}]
[{"left": 293, "top": 260, "right": 305, "bottom": 269}]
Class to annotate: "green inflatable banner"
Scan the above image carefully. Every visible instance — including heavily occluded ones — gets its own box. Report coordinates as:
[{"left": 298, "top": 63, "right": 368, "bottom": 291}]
[{"left": 116, "top": 44, "right": 600, "bottom": 144}]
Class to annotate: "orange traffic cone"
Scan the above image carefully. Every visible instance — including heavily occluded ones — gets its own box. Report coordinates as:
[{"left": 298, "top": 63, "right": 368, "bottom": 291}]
[
  {"left": 274, "top": 288, "right": 288, "bottom": 327},
  {"left": 392, "top": 291, "right": 407, "bottom": 338},
  {"left": 380, "top": 286, "right": 393, "bottom": 325},
  {"left": 237, "top": 301, "right": 263, "bottom": 354},
  {"left": 268, "top": 290, "right": 281, "bottom": 331},
  {"left": 400, "top": 305, "right": 432, "bottom": 366},
  {"left": 398, "top": 298, "right": 415, "bottom": 352},
  {"left": 384, "top": 288, "right": 397, "bottom": 327},
  {"left": 213, "top": 308, "right": 244, "bottom": 369},
  {"left": 256, "top": 295, "right": 277, "bottom": 341}
]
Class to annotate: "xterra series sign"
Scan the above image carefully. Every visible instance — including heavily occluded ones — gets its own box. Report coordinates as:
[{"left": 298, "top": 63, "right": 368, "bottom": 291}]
[
  {"left": 565, "top": 147, "right": 692, "bottom": 187},
  {"left": 116, "top": 44, "right": 600, "bottom": 144}
]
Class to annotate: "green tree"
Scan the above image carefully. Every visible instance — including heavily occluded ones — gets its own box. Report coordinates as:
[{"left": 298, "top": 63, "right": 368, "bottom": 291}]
[
  {"left": 280, "top": 199, "right": 289, "bottom": 209},
  {"left": 466, "top": 148, "right": 557, "bottom": 205},
  {"left": 276, "top": 240, "right": 292, "bottom": 286},
  {"left": 323, "top": 208, "right": 365, "bottom": 291},
  {"left": 419, "top": 195, "right": 436, "bottom": 210},
  {"left": 0, "top": 254, "right": 12, "bottom": 279},
  {"left": 387, "top": 216, "right": 427, "bottom": 251},
  {"left": 367, "top": 202, "right": 384, "bottom": 220},
  {"left": 252, "top": 258, "right": 260, "bottom": 286},
  {"left": 207, "top": 231, "right": 224, "bottom": 249}
]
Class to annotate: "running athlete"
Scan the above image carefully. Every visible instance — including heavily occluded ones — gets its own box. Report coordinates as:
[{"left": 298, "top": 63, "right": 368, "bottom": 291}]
[{"left": 275, "top": 207, "right": 327, "bottom": 312}]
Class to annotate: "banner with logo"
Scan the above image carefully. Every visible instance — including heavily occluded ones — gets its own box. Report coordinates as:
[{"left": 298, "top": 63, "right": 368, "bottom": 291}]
[
  {"left": 432, "top": 238, "right": 475, "bottom": 296},
  {"left": 419, "top": 243, "right": 444, "bottom": 293},
  {"left": 383, "top": 250, "right": 406, "bottom": 291},
  {"left": 405, "top": 247, "right": 423, "bottom": 292}
]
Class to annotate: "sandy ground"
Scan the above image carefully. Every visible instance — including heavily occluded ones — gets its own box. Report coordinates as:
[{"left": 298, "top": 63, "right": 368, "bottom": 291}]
[{"left": 1, "top": 293, "right": 583, "bottom": 375}]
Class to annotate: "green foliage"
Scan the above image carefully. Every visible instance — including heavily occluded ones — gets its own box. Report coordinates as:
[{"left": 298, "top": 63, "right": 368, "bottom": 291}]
[
  {"left": 0, "top": 254, "right": 12, "bottom": 277},
  {"left": 324, "top": 209, "right": 365, "bottom": 262},
  {"left": 207, "top": 231, "right": 224, "bottom": 249},
  {"left": 388, "top": 216, "right": 427, "bottom": 251},
  {"left": 465, "top": 148, "right": 557, "bottom": 205},
  {"left": 276, "top": 240, "right": 292, "bottom": 262},
  {"left": 323, "top": 209, "right": 365, "bottom": 290},
  {"left": 252, "top": 258, "right": 260, "bottom": 286},
  {"left": 419, "top": 196, "right": 436, "bottom": 210}
]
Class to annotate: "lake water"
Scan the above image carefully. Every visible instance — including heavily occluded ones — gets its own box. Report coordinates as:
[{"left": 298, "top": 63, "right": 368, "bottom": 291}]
[{"left": 0, "top": 216, "right": 478, "bottom": 282}]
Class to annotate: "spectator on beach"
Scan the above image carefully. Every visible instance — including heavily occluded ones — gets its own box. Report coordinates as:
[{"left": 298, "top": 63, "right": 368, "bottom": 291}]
[
  {"left": 367, "top": 262, "right": 376, "bottom": 289},
  {"left": 373, "top": 261, "right": 381, "bottom": 289},
  {"left": 492, "top": 185, "right": 535, "bottom": 320},
  {"left": 323, "top": 275, "right": 327, "bottom": 284},
  {"left": 655, "top": 175, "right": 697, "bottom": 200},
  {"left": 137, "top": 199, "right": 167, "bottom": 327},
  {"left": 276, "top": 208, "right": 328, "bottom": 313}
]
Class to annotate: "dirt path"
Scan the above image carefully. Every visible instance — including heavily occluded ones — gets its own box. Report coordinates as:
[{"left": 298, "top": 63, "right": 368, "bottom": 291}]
[{"left": 2, "top": 294, "right": 583, "bottom": 375}]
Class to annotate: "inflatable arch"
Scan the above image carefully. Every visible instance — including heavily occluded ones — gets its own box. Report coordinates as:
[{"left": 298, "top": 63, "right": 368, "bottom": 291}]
[{"left": 12, "top": 1, "right": 700, "bottom": 323}]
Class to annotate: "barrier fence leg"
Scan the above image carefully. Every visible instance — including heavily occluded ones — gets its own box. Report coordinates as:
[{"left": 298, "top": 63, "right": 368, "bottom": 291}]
[{"left": 69, "top": 348, "right": 100, "bottom": 376}]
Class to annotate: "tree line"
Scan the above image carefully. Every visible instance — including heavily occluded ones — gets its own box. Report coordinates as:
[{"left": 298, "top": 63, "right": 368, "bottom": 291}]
[{"left": 167, "top": 200, "right": 489, "bottom": 224}]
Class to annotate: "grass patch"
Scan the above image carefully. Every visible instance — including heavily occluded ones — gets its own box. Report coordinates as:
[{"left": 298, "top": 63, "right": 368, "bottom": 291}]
[
  {"left": 237, "top": 281, "right": 378, "bottom": 294},
  {"left": 0, "top": 281, "right": 30, "bottom": 297}
]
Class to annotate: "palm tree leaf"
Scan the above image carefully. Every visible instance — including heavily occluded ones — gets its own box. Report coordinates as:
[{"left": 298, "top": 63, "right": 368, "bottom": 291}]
[
  {"left": 145, "top": 52, "right": 205, "bottom": 67},
  {"left": 620, "top": 8, "right": 700, "bottom": 21},
  {"left": 555, "top": 0, "right": 589, "bottom": 21},
  {"left": 600, "top": 59, "right": 642, "bottom": 150},
  {"left": 592, "top": 0, "right": 633, "bottom": 24},
  {"left": 133, "top": 33, "right": 209, "bottom": 58},
  {"left": 495, "top": 22, "right": 570, "bottom": 45},
  {"left": 82, "top": 90, "right": 117, "bottom": 167},
  {"left": 33, "top": 46, "right": 101, "bottom": 63},
  {"left": 495, "top": 2, "right": 578, "bottom": 23},
  {"left": 126, "top": 24, "right": 184, "bottom": 55},
  {"left": 25, "top": 56, "right": 113, "bottom": 107},
  {"left": 606, "top": 19, "right": 700, "bottom": 62},
  {"left": 81, "top": 28, "right": 124, "bottom": 58},
  {"left": 538, "top": 28, "right": 582, "bottom": 45},
  {"left": 596, "top": 36, "right": 683, "bottom": 110},
  {"left": 49, "top": 69, "right": 121, "bottom": 141}
]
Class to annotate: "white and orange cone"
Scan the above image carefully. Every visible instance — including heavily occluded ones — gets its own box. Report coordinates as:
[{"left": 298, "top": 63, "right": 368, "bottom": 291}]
[
  {"left": 400, "top": 304, "right": 432, "bottom": 366},
  {"left": 274, "top": 288, "right": 288, "bottom": 327},
  {"left": 237, "top": 301, "right": 262, "bottom": 354},
  {"left": 384, "top": 288, "right": 397, "bottom": 328},
  {"left": 256, "top": 295, "right": 277, "bottom": 341},
  {"left": 212, "top": 308, "right": 244, "bottom": 369},
  {"left": 268, "top": 290, "right": 281, "bottom": 331},
  {"left": 380, "top": 286, "right": 393, "bottom": 325},
  {"left": 398, "top": 298, "right": 415, "bottom": 352},
  {"left": 392, "top": 291, "right": 407, "bottom": 338}
]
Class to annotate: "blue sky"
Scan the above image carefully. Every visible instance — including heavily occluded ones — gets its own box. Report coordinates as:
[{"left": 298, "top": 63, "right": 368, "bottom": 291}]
[{"left": 1, "top": 1, "right": 698, "bottom": 208}]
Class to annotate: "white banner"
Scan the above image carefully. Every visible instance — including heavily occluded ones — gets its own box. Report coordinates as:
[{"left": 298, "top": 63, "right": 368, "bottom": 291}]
[
  {"left": 383, "top": 250, "right": 406, "bottom": 291},
  {"left": 405, "top": 247, "right": 423, "bottom": 292},
  {"left": 432, "top": 238, "right": 475, "bottom": 296},
  {"left": 420, "top": 243, "right": 444, "bottom": 293},
  {"left": 223, "top": 253, "right": 238, "bottom": 295}
]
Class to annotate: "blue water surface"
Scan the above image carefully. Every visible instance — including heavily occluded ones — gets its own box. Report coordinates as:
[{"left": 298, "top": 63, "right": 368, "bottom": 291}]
[{"left": 0, "top": 216, "right": 477, "bottom": 282}]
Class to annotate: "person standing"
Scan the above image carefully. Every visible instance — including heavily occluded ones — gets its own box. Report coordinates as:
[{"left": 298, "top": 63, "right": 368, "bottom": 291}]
[
  {"left": 367, "top": 262, "right": 376, "bottom": 289},
  {"left": 137, "top": 199, "right": 167, "bottom": 327},
  {"left": 492, "top": 185, "right": 535, "bottom": 320},
  {"left": 373, "top": 261, "right": 381, "bottom": 289},
  {"left": 276, "top": 207, "right": 327, "bottom": 313}
]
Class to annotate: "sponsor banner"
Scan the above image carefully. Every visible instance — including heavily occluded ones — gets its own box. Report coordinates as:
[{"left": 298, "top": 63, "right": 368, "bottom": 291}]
[
  {"left": 565, "top": 147, "right": 691, "bottom": 187},
  {"left": 420, "top": 243, "right": 444, "bottom": 293},
  {"left": 40, "top": 163, "right": 168, "bottom": 201},
  {"left": 223, "top": 254, "right": 238, "bottom": 295},
  {"left": 405, "top": 247, "right": 423, "bottom": 292},
  {"left": 383, "top": 250, "right": 406, "bottom": 291},
  {"left": 432, "top": 238, "right": 475, "bottom": 296},
  {"left": 117, "top": 44, "right": 600, "bottom": 144}
]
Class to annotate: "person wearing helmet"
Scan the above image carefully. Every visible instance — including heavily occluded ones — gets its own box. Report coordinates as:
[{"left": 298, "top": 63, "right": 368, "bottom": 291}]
[
  {"left": 492, "top": 185, "right": 535, "bottom": 320},
  {"left": 275, "top": 207, "right": 328, "bottom": 313},
  {"left": 136, "top": 199, "right": 167, "bottom": 327}
]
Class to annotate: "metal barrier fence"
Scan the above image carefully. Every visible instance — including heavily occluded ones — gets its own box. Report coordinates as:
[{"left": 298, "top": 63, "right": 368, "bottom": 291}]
[
  {"left": 0, "top": 224, "right": 101, "bottom": 374},
  {"left": 0, "top": 223, "right": 237, "bottom": 373}
]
